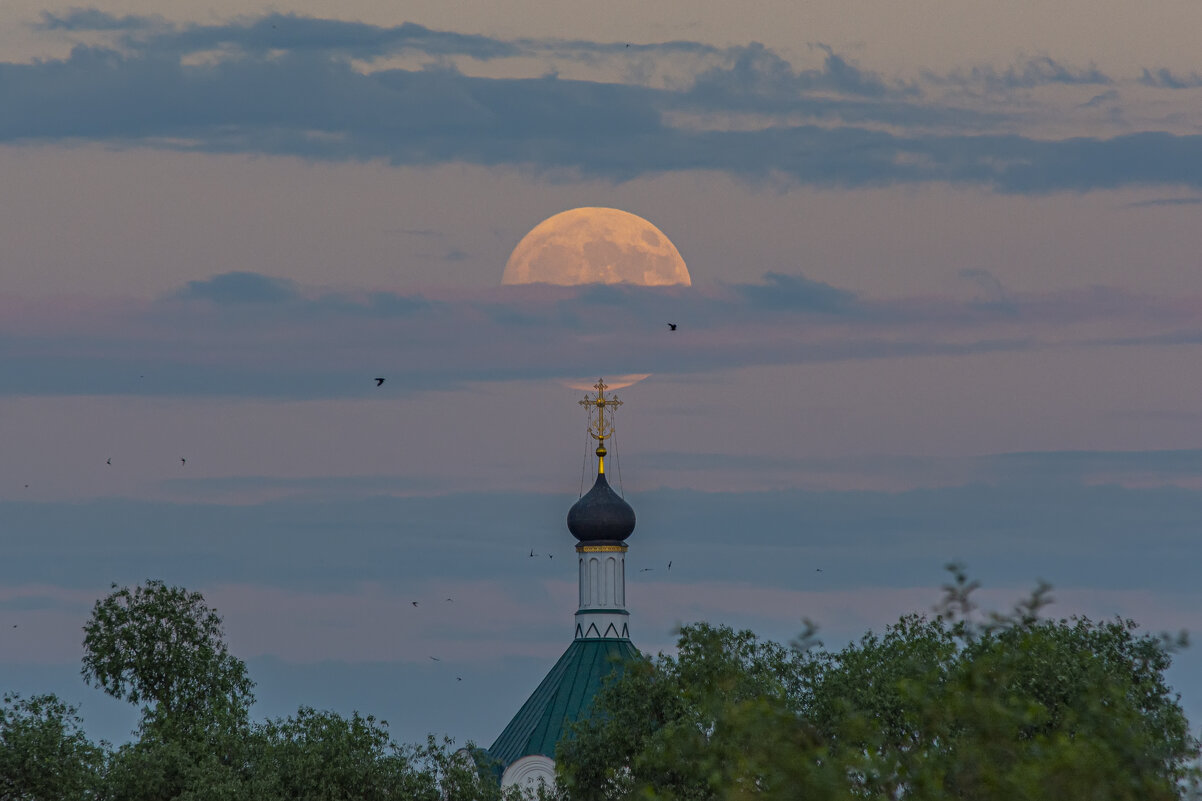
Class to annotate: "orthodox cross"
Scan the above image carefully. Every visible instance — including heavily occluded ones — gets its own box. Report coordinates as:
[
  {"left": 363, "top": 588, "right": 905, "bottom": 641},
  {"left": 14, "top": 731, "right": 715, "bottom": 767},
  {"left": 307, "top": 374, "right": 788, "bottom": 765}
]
[{"left": 580, "top": 378, "right": 622, "bottom": 471}]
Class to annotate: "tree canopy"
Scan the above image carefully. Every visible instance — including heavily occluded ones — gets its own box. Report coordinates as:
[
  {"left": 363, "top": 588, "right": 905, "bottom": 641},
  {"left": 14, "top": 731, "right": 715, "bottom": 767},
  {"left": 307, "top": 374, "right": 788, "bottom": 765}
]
[
  {"left": 0, "top": 692, "right": 104, "bottom": 801},
  {"left": 69, "top": 580, "right": 513, "bottom": 800},
  {"left": 3, "top": 575, "right": 1198, "bottom": 800},
  {"left": 558, "top": 568, "right": 1201, "bottom": 801}
]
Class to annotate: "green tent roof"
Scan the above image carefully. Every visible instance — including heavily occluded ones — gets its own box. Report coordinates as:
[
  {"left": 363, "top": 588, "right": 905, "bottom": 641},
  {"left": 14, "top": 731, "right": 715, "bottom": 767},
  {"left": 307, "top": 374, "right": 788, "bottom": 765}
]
[{"left": 488, "top": 637, "right": 641, "bottom": 770}]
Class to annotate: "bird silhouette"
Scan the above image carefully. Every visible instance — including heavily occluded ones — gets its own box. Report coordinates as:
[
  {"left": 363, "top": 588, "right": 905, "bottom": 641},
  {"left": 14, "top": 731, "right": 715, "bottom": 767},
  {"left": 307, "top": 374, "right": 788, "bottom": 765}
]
[
  {"left": 667, "top": 561, "right": 672, "bottom": 571},
  {"left": 639, "top": 568, "right": 654, "bottom": 572},
  {"left": 106, "top": 458, "right": 111, "bottom": 465},
  {"left": 456, "top": 676, "right": 463, "bottom": 681},
  {"left": 445, "top": 597, "right": 453, "bottom": 602},
  {"left": 816, "top": 568, "right": 823, "bottom": 573},
  {"left": 667, "top": 322, "right": 677, "bottom": 331},
  {"left": 429, "top": 656, "right": 440, "bottom": 661},
  {"left": 374, "top": 377, "right": 386, "bottom": 387},
  {"left": 547, "top": 553, "right": 554, "bottom": 559},
  {"left": 529, "top": 549, "right": 536, "bottom": 558},
  {"left": 411, "top": 601, "right": 419, "bottom": 607},
  {"left": 180, "top": 457, "right": 186, "bottom": 466}
]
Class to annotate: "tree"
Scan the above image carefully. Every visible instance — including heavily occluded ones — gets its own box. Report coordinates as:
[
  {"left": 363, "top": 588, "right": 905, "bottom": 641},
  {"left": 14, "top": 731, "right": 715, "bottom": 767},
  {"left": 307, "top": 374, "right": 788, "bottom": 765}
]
[
  {"left": 81, "top": 580, "right": 254, "bottom": 735},
  {"left": 243, "top": 707, "right": 435, "bottom": 801},
  {"left": 77, "top": 580, "right": 518, "bottom": 801},
  {"left": 799, "top": 569, "right": 1199, "bottom": 800},
  {"left": 557, "top": 622, "right": 848, "bottom": 801},
  {"left": 557, "top": 571, "right": 1201, "bottom": 801},
  {"left": 0, "top": 692, "right": 104, "bottom": 800},
  {"left": 82, "top": 580, "right": 256, "bottom": 800}
]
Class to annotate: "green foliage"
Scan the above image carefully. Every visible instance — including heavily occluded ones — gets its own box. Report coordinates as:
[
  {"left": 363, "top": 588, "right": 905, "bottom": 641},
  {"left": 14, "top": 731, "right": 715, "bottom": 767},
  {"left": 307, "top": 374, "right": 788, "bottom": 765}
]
[
  {"left": 557, "top": 569, "right": 1202, "bottom": 801},
  {"left": 246, "top": 706, "right": 420, "bottom": 800},
  {"left": 7, "top": 576, "right": 1198, "bottom": 800},
  {"left": 101, "top": 735, "right": 248, "bottom": 801},
  {"left": 243, "top": 710, "right": 507, "bottom": 801},
  {"left": 81, "top": 580, "right": 255, "bottom": 735},
  {"left": 558, "top": 622, "right": 847, "bottom": 801},
  {"left": 72, "top": 580, "right": 511, "bottom": 801},
  {"left": 0, "top": 692, "right": 104, "bottom": 800}
]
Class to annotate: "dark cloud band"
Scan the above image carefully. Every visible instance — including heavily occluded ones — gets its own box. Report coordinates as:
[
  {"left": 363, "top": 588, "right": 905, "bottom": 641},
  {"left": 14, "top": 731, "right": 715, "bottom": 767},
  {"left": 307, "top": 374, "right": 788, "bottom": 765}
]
[{"left": 6, "top": 12, "right": 1200, "bottom": 192}]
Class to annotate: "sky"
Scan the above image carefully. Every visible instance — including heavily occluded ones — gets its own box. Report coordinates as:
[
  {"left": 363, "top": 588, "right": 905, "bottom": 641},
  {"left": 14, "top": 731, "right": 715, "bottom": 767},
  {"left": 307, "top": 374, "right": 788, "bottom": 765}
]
[{"left": 3, "top": 0, "right": 1202, "bottom": 749}]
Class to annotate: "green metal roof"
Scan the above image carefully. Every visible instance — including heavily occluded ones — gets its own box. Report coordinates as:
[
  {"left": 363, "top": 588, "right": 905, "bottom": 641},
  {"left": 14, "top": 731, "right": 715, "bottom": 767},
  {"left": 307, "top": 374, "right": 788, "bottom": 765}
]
[{"left": 488, "top": 637, "right": 642, "bottom": 770}]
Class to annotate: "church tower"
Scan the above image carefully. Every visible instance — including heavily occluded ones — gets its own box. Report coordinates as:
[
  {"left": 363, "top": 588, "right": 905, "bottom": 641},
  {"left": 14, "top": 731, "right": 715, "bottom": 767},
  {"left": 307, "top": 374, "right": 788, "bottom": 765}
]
[{"left": 486, "top": 379, "right": 642, "bottom": 793}]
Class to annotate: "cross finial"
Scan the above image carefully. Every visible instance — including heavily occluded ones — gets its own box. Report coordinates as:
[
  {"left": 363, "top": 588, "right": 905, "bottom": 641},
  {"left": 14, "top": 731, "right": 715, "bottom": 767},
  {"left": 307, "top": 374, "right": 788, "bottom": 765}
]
[{"left": 579, "top": 378, "right": 623, "bottom": 473}]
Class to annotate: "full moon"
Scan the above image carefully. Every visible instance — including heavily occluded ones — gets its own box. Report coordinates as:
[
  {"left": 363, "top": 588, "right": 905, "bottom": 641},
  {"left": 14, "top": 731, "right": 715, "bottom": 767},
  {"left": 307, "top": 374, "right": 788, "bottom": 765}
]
[{"left": 502, "top": 207, "right": 691, "bottom": 286}]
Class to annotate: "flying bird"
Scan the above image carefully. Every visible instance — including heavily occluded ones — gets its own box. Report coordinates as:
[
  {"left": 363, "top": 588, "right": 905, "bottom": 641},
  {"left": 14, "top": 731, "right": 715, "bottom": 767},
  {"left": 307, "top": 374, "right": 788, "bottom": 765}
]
[
  {"left": 429, "top": 656, "right": 441, "bottom": 662},
  {"left": 106, "top": 458, "right": 111, "bottom": 465},
  {"left": 374, "top": 377, "right": 386, "bottom": 387},
  {"left": 180, "top": 457, "right": 186, "bottom": 466},
  {"left": 639, "top": 568, "right": 655, "bottom": 572},
  {"left": 547, "top": 553, "right": 554, "bottom": 559},
  {"left": 411, "top": 601, "right": 419, "bottom": 607},
  {"left": 529, "top": 549, "right": 536, "bottom": 558},
  {"left": 445, "top": 597, "right": 453, "bottom": 602},
  {"left": 816, "top": 568, "right": 823, "bottom": 573},
  {"left": 456, "top": 676, "right": 463, "bottom": 681},
  {"left": 667, "top": 561, "right": 672, "bottom": 571},
  {"left": 667, "top": 322, "right": 677, "bottom": 331}
]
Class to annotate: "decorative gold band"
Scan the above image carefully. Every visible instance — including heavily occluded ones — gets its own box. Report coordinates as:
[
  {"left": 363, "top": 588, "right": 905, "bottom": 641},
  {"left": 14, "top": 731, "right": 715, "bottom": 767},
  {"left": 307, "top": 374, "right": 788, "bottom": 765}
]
[{"left": 576, "top": 544, "right": 628, "bottom": 553}]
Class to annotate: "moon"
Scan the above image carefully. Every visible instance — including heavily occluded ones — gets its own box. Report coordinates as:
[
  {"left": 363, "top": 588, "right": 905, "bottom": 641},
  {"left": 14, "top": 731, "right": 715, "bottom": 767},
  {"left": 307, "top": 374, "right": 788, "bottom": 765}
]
[{"left": 502, "top": 207, "right": 691, "bottom": 286}]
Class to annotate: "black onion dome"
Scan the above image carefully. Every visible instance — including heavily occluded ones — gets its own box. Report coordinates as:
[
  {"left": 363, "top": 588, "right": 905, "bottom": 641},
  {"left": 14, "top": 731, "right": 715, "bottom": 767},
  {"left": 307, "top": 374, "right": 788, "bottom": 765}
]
[{"left": 567, "top": 472, "right": 635, "bottom": 542}]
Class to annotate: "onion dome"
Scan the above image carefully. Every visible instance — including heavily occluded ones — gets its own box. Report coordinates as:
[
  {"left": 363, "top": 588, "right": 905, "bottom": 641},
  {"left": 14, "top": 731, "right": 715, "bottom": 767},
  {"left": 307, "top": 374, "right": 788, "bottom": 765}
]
[{"left": 567, "top": 471, "right": 635, "bottom": 542}]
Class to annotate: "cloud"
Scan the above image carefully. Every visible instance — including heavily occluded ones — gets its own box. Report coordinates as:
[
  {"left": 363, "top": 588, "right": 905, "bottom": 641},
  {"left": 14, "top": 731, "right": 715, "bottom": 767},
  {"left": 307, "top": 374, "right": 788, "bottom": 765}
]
[
  {"left": 684, "top": 41, "right": 914, "bottom": 108},
  {"left": 958, "top": 268, "right": 1017, "bottom": 313},
  {"left": 303, "top": 290, "right": 433, "bottom": 318},
  {"left": 810, "top": 44, "right": 912, "bottom": 97},
  {"left": 939, "top": 56, "right": 1112, "bottom": 93},
  {"left": 985, "top": 448, "right": 1202, "bottom": 483},
  {"left": 5, "top": 479, "right": 1202, "bottom": 597},
  {"left": 170, "top": 272, "right": 432, "bottom": 319},
  {"left": 1138, "top": 67, "right": 1202, "bottom": 89},
  {"left": 731, "top": 272, "right": 858, "bottom": 313},
  {"left": 1126, "top": 196, "right": 1202, "bottom": 207},
  {"left": 4, "top": 13, "right": 1200, "bottom": 191},
  {"left": 36, "top": 9, "right": 160, "bottom": 32},
  {"left": 1080, "top": 89, "right": 1120, "bottom": 108},
  {"left": 158, "top": 15, "right": 519, "bottom": 61},
  {"left": 0, "top": 271, "right": 1196, "bottom": 399},
  {"left": 176, "top": 271, "right": 299, "bottom": 304}
]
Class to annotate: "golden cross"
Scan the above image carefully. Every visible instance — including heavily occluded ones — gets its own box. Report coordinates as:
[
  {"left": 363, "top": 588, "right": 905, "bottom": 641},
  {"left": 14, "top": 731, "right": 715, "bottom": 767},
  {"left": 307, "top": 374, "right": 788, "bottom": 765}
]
[{"left": 579, "top": 377, "right": 623, "bottom": 446}]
